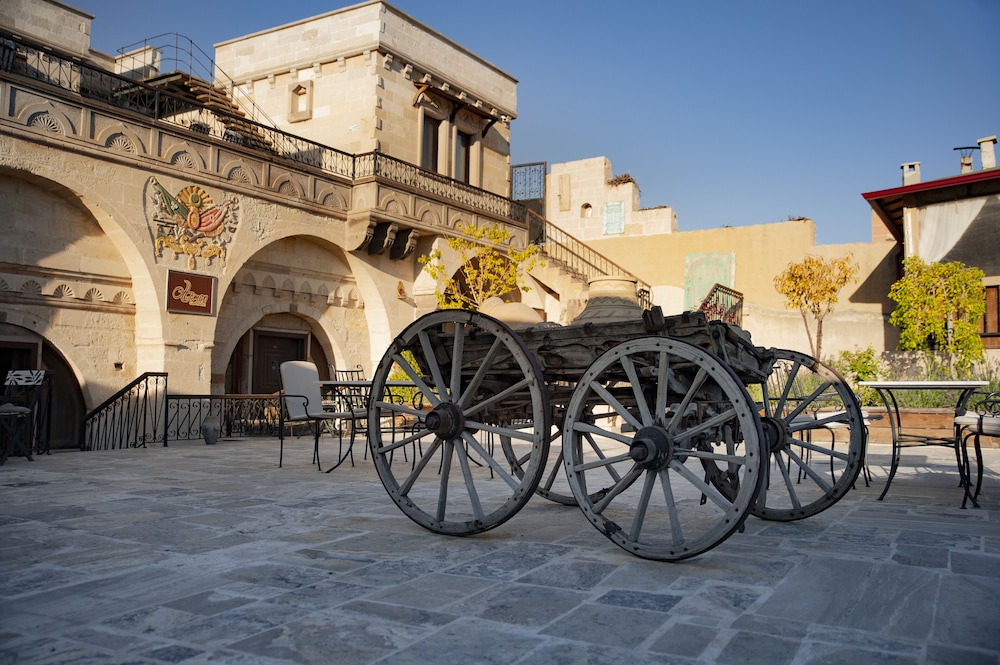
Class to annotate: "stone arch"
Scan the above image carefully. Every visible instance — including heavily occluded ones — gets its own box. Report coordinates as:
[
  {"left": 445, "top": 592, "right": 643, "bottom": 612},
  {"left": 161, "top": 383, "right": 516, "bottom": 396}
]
[
  {"left": 95, "top": 124, "right": 146, "bottom": 155},
  {"left": 221, "top": 159, "right": 260, "bottom": 186},
  {"left": 318, "top": 187, "right": 348, "bottom": 210},
  {"left": 212, "top": 235, "right": 371, "bottom": 390},
  {"left": 0, "top": 307, "right": 97, "bottom": 409},
  {"left": 17, "top": 102, "right": 75, "bottom": 135},
  {"left": 274, "top": 175, "right": 303, "bottom": 199},
  {"left": 162, "top": 142, "right": 207, "bottom": 171},
  {"left": 379, "top": 194, "right": 407, "bottom": 216},
  {"left": 417, "top": 206, "right": 442, "bottom": 227}
]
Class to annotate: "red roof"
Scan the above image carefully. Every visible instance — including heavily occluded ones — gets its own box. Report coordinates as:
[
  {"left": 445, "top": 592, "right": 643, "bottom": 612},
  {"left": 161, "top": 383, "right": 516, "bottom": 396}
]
[{"left": 862, "top": 168, "right": 1000, "bottom": 243}]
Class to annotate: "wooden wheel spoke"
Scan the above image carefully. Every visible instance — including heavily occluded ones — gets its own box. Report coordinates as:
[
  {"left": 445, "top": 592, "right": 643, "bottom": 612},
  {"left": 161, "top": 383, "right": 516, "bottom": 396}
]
[
  {"left": 592, "top": 466, "right": 644, "bottom": 513},
  {"left": 460, "top": 431, "right": 521, "bottom": 491},
  {"left": 454, "top": 439, "right": 484, "bottom": 522},
  {"left": 784, "top": 446, "right": 834, "bottom": 492},
  {"left": 571, "top": 420, "right": 633, "bottom": 445},
  {"left": 463, "top": 378, "right": 531, "bottom": 420},
  {"left": 436, "top": 439, "right": 454, "bottom": 521},
  {"left": 669, "top": 459, "right": 734, "bottom": 511},
  {"left": 399, "top": 437, "right": 442, "bottom": 495},
  {"left": 658, "top": 468, "right": 684, "bottom": 546},
  {"left": 621, "top": 355, "right": 653, "bottom": 426},
  {"left": 450, "top": 322, "right": 465, "bottom": 398},
  {"left": 418, "top": 330, "right": 450, "bottom": 402},
  {"left": 589, "top": 380, "right": 643, "bottom": 431},
  {"left": 630, "top": 470, "right": 657, "bottom": 540},
  {"left": 771, "top": 452, "right": 803, "bottom": 510},
  {"left": 392, "top": 352, "right": 441, "bottom": 407},
  {"left": 458, "top": 338, "right": 504, "bottom": 409}
]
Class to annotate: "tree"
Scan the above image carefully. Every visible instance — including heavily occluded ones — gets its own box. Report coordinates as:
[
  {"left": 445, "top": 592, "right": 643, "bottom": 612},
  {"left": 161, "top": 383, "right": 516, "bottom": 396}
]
[
  {"left": 773, "top": 254, "right": 859, "bottom": 360},
  {"left": 418, "top": 222, "right": 542, "bottom": 310},
  {"left": 888, "top": 257, "right": 985, "bottom": 369}
]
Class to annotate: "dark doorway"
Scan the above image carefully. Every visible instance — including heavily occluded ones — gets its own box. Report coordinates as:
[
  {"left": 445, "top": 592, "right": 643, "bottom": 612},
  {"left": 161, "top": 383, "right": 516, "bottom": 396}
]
[
  {"left": 1, "top": 336, "right": 83, "bottom": 450},
  {"left": 252, "top": 332, "right": 306, "bottom": 394}
]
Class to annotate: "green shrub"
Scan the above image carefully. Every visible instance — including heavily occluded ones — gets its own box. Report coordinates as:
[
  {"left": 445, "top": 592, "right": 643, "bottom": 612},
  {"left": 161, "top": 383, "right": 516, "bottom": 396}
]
[{"left": 829, "top": 347, "right": 883, "bottom": 407}]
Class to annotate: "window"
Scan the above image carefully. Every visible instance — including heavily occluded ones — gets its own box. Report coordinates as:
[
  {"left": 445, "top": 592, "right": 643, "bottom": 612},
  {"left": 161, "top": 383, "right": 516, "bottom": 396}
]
[
  {"left": 455, "top": 131, "right": 473, "bottom": 183},
  {"left": 603, "top": 201, "right": 624, "bottom": 235},
  {"left": 980, "top": 284, "right": 1000, "bottom": 348},
  {"left": 288, "top": 81, "right": 313, "bottom": 123},
  {"left": 421, "top": 115, "right": 441, "bottom": 172}
]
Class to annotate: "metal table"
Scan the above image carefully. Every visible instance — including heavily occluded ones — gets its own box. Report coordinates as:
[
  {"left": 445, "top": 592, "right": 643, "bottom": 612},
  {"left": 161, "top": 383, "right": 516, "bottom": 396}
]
[{"left": 860, "top": 380, "right": 987, "bottom": 505}]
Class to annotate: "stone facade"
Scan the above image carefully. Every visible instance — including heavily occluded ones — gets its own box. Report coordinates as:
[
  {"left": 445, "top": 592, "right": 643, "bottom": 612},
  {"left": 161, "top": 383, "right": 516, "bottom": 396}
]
[
  {"left": 212, "top": 2, "right": 516, "bottom": 194},
  {"left": 0, "top": 1, "right": 540, "bottom": 449},
  {"left": 546, "top": 157, "right": 678, "bottom": 241}
]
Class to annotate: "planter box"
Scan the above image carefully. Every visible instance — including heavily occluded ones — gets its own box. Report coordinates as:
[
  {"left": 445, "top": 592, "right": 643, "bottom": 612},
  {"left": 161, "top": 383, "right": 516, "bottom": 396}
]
[{"left": 864, "top": 407, "right": 999, "bottom": 448}]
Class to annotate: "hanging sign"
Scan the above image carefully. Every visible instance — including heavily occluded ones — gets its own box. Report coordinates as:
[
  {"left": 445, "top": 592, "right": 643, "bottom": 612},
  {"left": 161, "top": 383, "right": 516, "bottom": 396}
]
[{"left": 166, "top": 270, "right": 216, "bottom": 315}]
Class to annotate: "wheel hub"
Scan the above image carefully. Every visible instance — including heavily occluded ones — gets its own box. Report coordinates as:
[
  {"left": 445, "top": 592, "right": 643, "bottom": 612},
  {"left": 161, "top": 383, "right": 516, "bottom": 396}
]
[
  {"left": 425, "top": 402, "right": 465, "bottom": 439},
  {"left": 760, "top": 416, "right": 787, "bottom": 453},
  {"left": 629, "top": 426, "right": 674, "bottom": 469}
]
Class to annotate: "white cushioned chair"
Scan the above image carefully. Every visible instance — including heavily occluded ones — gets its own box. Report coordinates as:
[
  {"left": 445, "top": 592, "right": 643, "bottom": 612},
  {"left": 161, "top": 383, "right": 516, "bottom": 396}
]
[{"left": 279, "top": 361, "right": 362, "bottom": 473}]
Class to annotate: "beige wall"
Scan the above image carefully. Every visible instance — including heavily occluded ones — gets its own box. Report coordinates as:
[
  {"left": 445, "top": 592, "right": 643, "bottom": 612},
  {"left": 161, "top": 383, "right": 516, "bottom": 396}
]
[
  {"left": 546, "top": 157, "right": 677, "bottom": 241},
  {"left": 588, "top": 220, "right": 900, "bottom": 359}
]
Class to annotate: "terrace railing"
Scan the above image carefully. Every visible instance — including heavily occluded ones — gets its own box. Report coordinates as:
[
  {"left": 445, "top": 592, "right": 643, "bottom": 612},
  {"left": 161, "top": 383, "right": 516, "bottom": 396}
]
[
  {"left": 699, "top": 283, "right": 744, "bottom": 327},
  {"left": 81, "top": 373, "right": 168, "bottom": 450},
  {"left": 166, "top": 394, "right": 282, "bottom": 443},
  {"left": 528, "top": 210, "right": 652, "bottom": 309}
]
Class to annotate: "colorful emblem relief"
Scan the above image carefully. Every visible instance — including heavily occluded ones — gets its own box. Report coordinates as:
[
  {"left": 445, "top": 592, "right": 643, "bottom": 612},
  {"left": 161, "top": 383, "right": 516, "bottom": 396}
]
[{"left": 147, "top": 177, "right": 238, "bottom": 269}]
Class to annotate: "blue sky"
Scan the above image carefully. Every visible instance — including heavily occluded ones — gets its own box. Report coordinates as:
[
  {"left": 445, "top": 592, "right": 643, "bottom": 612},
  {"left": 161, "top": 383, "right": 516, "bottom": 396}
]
[{"left": 77, "top": 0, "right": 999, "bottom": 245}]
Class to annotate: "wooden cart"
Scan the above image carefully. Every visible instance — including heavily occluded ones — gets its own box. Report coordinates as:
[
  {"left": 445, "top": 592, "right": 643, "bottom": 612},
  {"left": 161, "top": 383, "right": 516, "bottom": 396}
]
[{"left": 366, "top": 307, "right": 865, "bottom": 561}]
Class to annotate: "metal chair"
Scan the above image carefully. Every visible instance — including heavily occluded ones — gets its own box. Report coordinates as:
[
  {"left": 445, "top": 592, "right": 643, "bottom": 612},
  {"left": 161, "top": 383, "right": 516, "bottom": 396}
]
[
  {"left": 1, "top": 370, "right": 50, "bottom": 463},
  {"left": 278, "top": 361, "right": 359, "bottom": 473},
  {"left": 955, "top": 390, "right": 1000, "bottom": 507}
]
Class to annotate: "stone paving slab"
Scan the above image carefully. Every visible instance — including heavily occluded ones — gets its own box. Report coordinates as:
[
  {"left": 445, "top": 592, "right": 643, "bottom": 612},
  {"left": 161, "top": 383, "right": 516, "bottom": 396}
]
[{"left": 0, "top": 437, "right": 998, "bottom": 665}]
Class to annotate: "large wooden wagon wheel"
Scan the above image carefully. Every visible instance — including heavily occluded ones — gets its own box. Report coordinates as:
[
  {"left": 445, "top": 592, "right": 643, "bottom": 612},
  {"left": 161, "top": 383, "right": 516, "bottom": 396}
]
[
  {"left": 562, "top": 336, "right": 765, "bottom": 561},
  {"left": 367, "top": 310, "right": 550, "bottom": 536},
  {"left": 749, "top": 349, "right": 865, "bottom": 521}
]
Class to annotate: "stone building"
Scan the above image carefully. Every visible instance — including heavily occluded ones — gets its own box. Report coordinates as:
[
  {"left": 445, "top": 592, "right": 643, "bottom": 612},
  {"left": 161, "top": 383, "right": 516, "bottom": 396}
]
[{"left": 0, "top": 0, "right": 597, "bottom": 448}]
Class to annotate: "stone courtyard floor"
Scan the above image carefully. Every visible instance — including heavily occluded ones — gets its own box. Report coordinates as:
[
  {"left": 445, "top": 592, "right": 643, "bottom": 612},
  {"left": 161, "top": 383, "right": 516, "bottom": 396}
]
[{"left": 1, "top": 437, "right": 998, "bottom": 665}]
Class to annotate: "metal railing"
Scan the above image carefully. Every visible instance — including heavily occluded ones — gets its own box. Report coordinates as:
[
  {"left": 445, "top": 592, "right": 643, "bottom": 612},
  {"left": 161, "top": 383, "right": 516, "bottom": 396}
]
[
  {"left": 528, "top": 210, "right": 652, "bottom": 309},
  {"left": 166, "top": 394, "right": 282, "bottom": 443},
  {"left": 81, "top": 373, "right": 168, "bottom": 450},
  {"left": 699, "top": 283, "right": 744, "bottom": 327},
  {"left": 115, "top": 32, "right": 276, "bottom": 128},
  {"left": 356, "top": 152, "right": 528, "bottom": 222}
]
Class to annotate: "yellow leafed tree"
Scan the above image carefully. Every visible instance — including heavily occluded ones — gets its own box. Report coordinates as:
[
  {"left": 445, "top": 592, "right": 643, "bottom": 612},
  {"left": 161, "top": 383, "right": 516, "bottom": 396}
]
[
  {"left": 419, "top": 222, "right": 542, "bottom": 310},
  {"left": 774, "top": 254, "right": 858, "bottom": 360}
]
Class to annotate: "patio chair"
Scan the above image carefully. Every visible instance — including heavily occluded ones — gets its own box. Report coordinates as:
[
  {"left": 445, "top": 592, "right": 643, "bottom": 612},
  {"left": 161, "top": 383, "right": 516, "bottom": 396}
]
[
  {"left": 278, "top": 361, "right": 359, "bottom": 473},
  {"left": 955, "top": 390, "right": 1000, "bottom": 507},
  {"left": 1, "top": 370, "right": 50, "bottom": 462}
]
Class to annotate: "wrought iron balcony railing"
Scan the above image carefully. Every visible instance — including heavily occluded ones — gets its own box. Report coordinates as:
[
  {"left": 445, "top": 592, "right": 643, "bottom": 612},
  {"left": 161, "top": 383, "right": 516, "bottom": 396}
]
[
  {"left": 528, "top": 210, "right": 652, "bottom": 309},
  {"left": 699, "top": 283, "right": 744, "bottom": 327}
]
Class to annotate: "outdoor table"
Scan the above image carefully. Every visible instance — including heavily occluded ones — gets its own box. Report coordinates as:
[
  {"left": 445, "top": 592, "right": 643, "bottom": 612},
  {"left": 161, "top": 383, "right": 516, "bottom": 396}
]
[{"left": 860, "top": 380, "right": 987, "bottom": 505}]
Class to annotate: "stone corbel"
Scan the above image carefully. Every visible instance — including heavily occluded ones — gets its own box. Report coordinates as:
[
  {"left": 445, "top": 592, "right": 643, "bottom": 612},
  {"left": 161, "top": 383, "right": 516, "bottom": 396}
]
[
  {"left": 346, "top": 213, "right": 378, "bottom": 252},
  {"left": 383, "top": 53, "right": 393, "bottom": 70},
  {"left": 367, "top": 222, "right": 398, "bottom": 256},
  {"left": 390, "top": 228, "right": 419, "bottom": 260}
]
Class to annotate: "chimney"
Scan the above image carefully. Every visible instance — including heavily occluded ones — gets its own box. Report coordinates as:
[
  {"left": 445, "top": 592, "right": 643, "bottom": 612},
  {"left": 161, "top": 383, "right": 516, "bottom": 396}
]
[
  {"left": 901, "top": 162, "right": 920, "bottom": 185},
  {"left": 979, "top": 135, "right": 997, "bottom": 169},
  {"left": 954, "top": 145, "right": 979, "bottom": 174}
]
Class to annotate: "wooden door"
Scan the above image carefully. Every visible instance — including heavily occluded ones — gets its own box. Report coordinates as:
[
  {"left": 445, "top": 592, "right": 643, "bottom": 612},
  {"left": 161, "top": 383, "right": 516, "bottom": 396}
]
[{"left": 253, "top": 333, "right": 305, "bottom": 394}]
